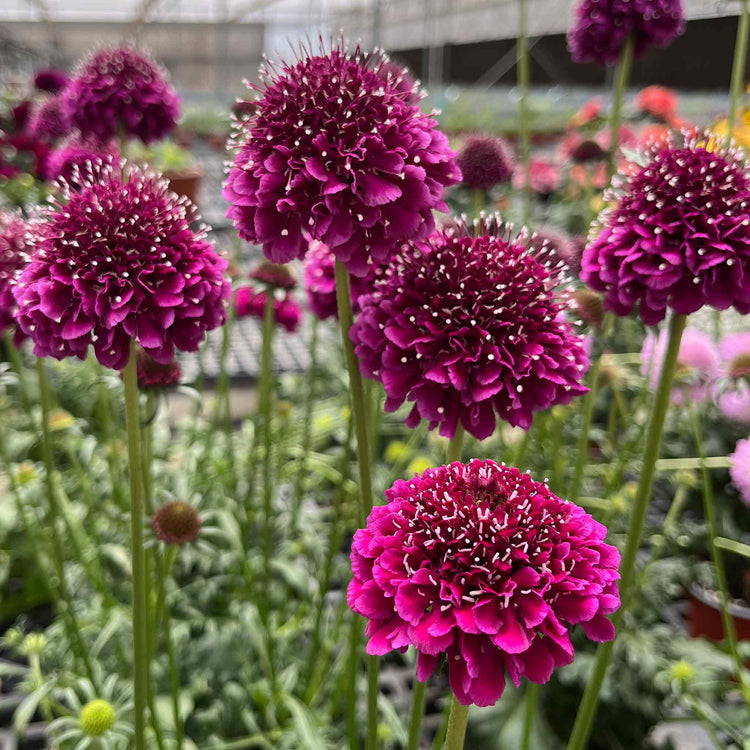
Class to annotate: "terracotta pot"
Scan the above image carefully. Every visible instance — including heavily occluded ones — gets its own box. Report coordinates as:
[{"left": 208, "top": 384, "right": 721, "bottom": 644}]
[
  {"left": 687, "top": 582, "right": 750, "bottom": 641},
  {"left": 164, "top": 167, "right": 203, "bottom": 207}
]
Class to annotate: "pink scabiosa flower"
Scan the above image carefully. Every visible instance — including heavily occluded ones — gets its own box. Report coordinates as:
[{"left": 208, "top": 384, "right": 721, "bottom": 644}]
[
  {"left": 636, "top": 86, "right": 679, "bottom": 122},
  {"left": 235, "top": 287, "right": 301, "bottom": 333},
  {"left": 582, "top": 133, "right": 750, "bottom": 325},
  {"left": 729, "top": 438, "right": 750, "bottom": 506},
  {"left": 457, "top": 135, "right": 514, "bottom": 191},
  {"left": 248, "top": 260, "right": 297, "bottom": 291},
  {"left": 223, "top": 41, "right": 461, "bottom": 277},
  {"left": 377, "top": 59, "right": 420, "bottom": 105},
  {"left": 640, "top": 327, "right": 719, "bottom": 405},
  {"left": 530, "top": 227, "right": 582, "bottom": 276},
  {"left": 26, "top": 95, "right": 69, "bottom": 142},
  {"left": 0, "top": 211, "right": 32, "bottom": 338},
  {"left": 717, "top": 333, "right": 750, "bottom": 424},
  {"left": 568, "top": 0, "right": 686, "bottom": 66},
  {"left": 351, "top": 217, "right": 590, "bottom": 439},
  {"left": 348, "top": 459, "right": 621, "bottom": 707},
  {"left": 303, "top": 241, "right": 378, "bottom": 321},
  {"left": 34, "top": 68, "right": 70, "bottom": 94},
  {"left": 62, "top": 46, "right": 180, "bottom": 144},
  {"left": 513, "top": 159, "right": 561, "bottom": 197},
  {"left": 13, "top": 160, "right": 230, "bottom": 370},
  {"left": 135, "top": 346, "right": 182, "bottom": 390},
  {"left": 46, "top": 133, "right": 119, "bottom": 188}
]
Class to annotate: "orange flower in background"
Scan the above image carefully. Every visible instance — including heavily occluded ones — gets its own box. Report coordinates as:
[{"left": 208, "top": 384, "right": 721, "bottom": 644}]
[
  {"left": 635, "top": 85, "right": 678, "bottom": 121},
  {"left": 570, "top": 97, "right": 604, "bottom": 128},
  {"left": 570, "top": 162, "right": 608, "bottom": 190},
  {"left": 595, "top": 124, "right": 638, "bottom": 151},
  {"left": 639, "top": 123, "right": 672, "bottom": 147}
]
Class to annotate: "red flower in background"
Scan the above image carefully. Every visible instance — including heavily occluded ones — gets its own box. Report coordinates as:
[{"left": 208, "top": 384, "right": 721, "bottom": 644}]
[{"left": 635, "top": 85, "right": 679, "bottom": 122}]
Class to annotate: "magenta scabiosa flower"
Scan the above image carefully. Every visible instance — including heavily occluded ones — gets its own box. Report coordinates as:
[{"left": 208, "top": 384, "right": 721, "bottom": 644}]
[
  {"left": 34, "top": 68, "right": 70, "bottom": 94},
  {"left": 62, "top": 46, "right": 180, "bottom": 144},
  {"left": 152, "top": 500, "right": 202, "bottom": 544},
  {"left": 513, "top": 159, "right": 561, "bottom": 197},
  {"left": 348, "top": 459, "right": 621, "bottom": 706},
  {"left": 457, "top": 135, "right": 515, "bottom": 191},
  {"left": 729, "top": 438, "right": 750, "bottom": 506},
  {"left": 376, "top": 59, "right": 420, "bottom": 105},
  {"left": 568, "top": 0, "right": 686, "bottom": 66},
  {"left": 530, "top": 226, "right": 582, "bottom": 276},
  {"left": 641, "top": 326, "right": 719, "bottom": 405},
  {"left": 223, "top": 41, "right": 461, "bottom": 277},
  {"left": 717, "top": 333, "right": 750, "bottom": 424},
  {"left": 0, "top": 211, "right": 32, "bottom": 338},
  {"left": 582, "top": 133, "right": 750, "bottom": 325},
  {"left": 135, "top": 347, "right": 182, "bottom": 390},
  {"left": 351, "top": 217, "right": 589, "bottom": 439},
  {"left": 46, "top": 133, "right": 119, "bottom": 188},
  {"left": 13, "top": 160, "right": 229, "bottom": 370},
  {"left": 303, "top": 241, "right": 379, "bottom": 321},
  {"left": 235, "top": 287, "right": 301, "bottom": 333},
  {"left": 26, "top": 95, "right": 69, "bottom": 142},
  {"left": 248, "top": 260, "right": 297, "bottom": 291}
]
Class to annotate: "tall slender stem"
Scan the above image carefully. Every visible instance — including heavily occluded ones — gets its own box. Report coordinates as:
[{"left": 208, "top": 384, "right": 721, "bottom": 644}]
[
  {"left": 444, "top": 695, "right": 469, "bottom": 750},
  {"left": 4, "top": 332, "right": 30, "bottom": 411},
  {"left": 521, "top": 683, "right": 539, "bottom": 750},
  {"left": 258, "top": 291, "right": 277, "bottom": 690},
  {"left": 689, "top": 405, "right": 749, "bottom": 705},
  {"left": 123, "top": 340, "right": 149, "bottom": 750},
  {"left": 569, "top": 313, "right": 615, "bottom": 501},
  {"left": 446, "top": 424, "right": 464, "bottom": 464},
  {"left": 566, "top": 313, "right": 687, "bottom": 750},
  {"left": 294, "top": 317, "right": 320, "bottom": 527},
  {"left": 406, "top": 680, "right": 428, "bottom": 750},
  {"left": 335, "top": 260, "right": 378, "bottom": 750},
  {"left": 36, "top": 358, "right": 96, "bottom": 686},
  {"left": 728, "top": 0, "right": 749, "bottom": 136},
  {"left": 608, "top": 37, "right": 634, "bottom": 179},
  {"left": 517, "top": 0, "right": 531, "bottom": 225}
]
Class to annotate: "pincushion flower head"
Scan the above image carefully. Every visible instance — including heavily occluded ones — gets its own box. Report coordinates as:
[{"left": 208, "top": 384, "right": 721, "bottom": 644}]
[
  {"left": 223, "top": 41, "right": 461, "bottom": 277},
  {"left": 235, "top": 286, "right": 301, "bottom": 333},
  {"left": 717, "top": 332, "right": 750, "bottom": 424},
  {"left": 303, "top": 240, "right": 379, "bottom": 321},
  {"left": 13, "top": 160, "right": 230, "bottom": 370},
  {"left": 729, "top": 437, "right": 750, "bottom": 506},
  {"left": 351, "top": 217, "right": 590, "bottom": 439},
  {"left": 63, "top": 45, "right": 180, "bottom": 144},
  {"left": 46, "top": 133, "right": 119, "bottom": 189},
  {"left": 568, "top": 0, "right": 686, "bottom": 66},
  {"left": 34, "top": 68, "right": 70, "bottom": 94},
  {"left": 457, "top": 135, "right": 514, "bottom": 191},
  {"left": 641, "top": 326, "right": 719, "bottom": 405},
  {"left": 135, "top": 346, "right": 182, "bottom": 390},
  {"left": 248, "top": 259, "right": 297, "bottom": 291},
  {"left": 152, "top": 500, "right": 203, "bottom": 544},
  {"left": 348, "top": 459, "right": 621, "bottom": 706},
  {"left": 581, "top": 132, "right": 750, "bottom": 325},
  {"left": 636, "top": 86, "right": 679, "bottom": 122},
  {"left": 0, "top": 211, "right": 32, "bottom": 338},
  {"left": 26, "top": 95, "right": 69, "bottom": 141}
]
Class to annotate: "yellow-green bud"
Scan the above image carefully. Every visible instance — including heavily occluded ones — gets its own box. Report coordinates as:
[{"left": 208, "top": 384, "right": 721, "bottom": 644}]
[{"left": 80, "top": 699, "right": 116, "bottom": 736}]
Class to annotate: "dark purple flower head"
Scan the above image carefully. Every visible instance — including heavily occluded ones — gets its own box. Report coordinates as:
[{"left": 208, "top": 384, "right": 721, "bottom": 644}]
[
  {"left": 13, "top": 160, "right": 230, "bottom": 370},
  {"left": 152, "top": 500, "right": 202, "bottom": 544},
  {"left": 223, "top": 41, "right": 461, "bottom": 277},
  {"left": 570, "top": 139, "right": 607, "bottom": 164},
  {"left": 34, "top": 68, "right": 70, "bottom": 94},
  {"left": 26, "top": 95, "right": 70, "bottom": 141},
  {"left": 457, "top": 135, "right": 515, "bottom": 191},
  {"left": 376, "top": 59, "right": 420, "bottom": 105},
  {"left": 63, "top": 45, "right": 180, "bottom": 144},
  {"left": 248, "top": 260, "right": 297, "bottom": 290},
  {"left": 530, "top": 226, "right": 582, "bottom": 276},
  {"left": 352, "top": 217, "right": 590, "bottom": 439},
  {"left": 303, "top": 240, "right": 381, "bottom": 321},
  {"left": 135, "top": 346, "right": 182, "bottom": 390},
  {"left": 0, "top": 211, "right": 32, "bottom": 337},
  {"left": 235, "top": 286, "right": 301, "bottom": 333},
  {"left": 348, "top": 459, "right": 621, "bottom": 707},
  {"left": 573, "top": 288, "right": 605, "bottom": 328},
  {"left": 582, "top": 132, "right": 750, "bottom": 325},
  {"left": 568, "top": 0, "right": 685, "bottom": 66},
  {"left": 46, "top": 133, "right": 120, "bottom": 189}
]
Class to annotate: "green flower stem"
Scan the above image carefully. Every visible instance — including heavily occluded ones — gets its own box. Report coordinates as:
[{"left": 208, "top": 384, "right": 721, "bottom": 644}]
[
  {"left": 608, "top": 37, "right": 634, "bottom": 179},
  {"left": 294, "top": 317, "right": 320, "bottom": 527},
  {"left": 36, "top": 358, "right": 96, "bottom": 686},
  {"left": 472, "top": 189, "right": 485, "bottom": 220},
  {"left": 568, "top": 313, "right": 615, "bottom": 501},
  {"left": 444, "top": 695, "right": 469, "bottom": 750},
  {"left": 345, "top": 613, "right": 365, "bottom": 749},
  {"left": 688, "top": 404, "right": 749, "bottom": 705},
  {"left": 517, "top": 0, "right": 531, "bottom": 225},
  {"left": 728, "top": 0, "right": 749, "bottom": 136},
  {"left": 655, "top": 456, "right": 731, "bottom": 471},
  {"left": 406, "top": 680, "right": 427, "bottom": 750},
  {"left": 217, "top": 305, "right": 234, "bottom": 432},
  {"left": 123, "top": 339, "right": 149, "bottom": 750},
  {"left": 521, "top": 683, "right": 539, "bottom": 750},
  {"left": 334, "top": 260, "right": 378, "bottom": 750},
  {"left": 259, "top": 291, "right": 277, "bottom": 690},
  {"left": 304, "top": 412, "right": 354, "bottom": 703},
  {"left": 714, "top": 536, "right": 750, "bottom": 560},
  {"left": 447, "top": 424, "right": 465, "bottom": 464},
  {"left": 566, "top": 313, "right": 687, "bottom": 750},
  {"left": 4, "top": 331, "right": 30, "bottom": 411}
]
